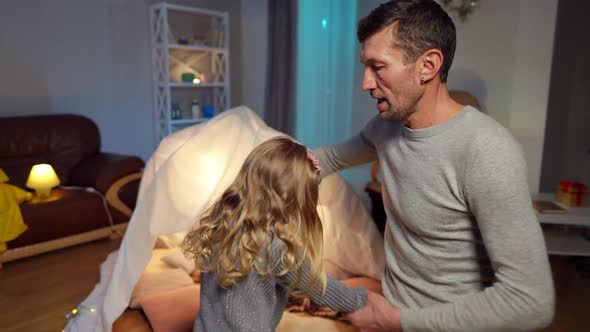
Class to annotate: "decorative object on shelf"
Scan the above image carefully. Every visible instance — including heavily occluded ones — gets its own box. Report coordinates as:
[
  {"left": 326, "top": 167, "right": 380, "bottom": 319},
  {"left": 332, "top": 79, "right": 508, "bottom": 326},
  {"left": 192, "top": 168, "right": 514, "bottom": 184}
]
[
  {"left": 202, "top": 105, "right": 215, "bottom": 118},
  {"left": 190, "top": 35, "right": 206, "bottom": 46},
  {"left": 191, "top": 100, "right": 201, "bottom": 119},
  {"left": 26, "top": 164, "right": 60, "bottom": 199},
  {"left": 177, "top": 36, "right": 189, "bottom": 45},
  {"left": 557, "top": 181, "right": 588, "bottom": 207},
  {"left": 201, "top": 71, "right": 215, "bottom": 83},
  {"left": 440, "top": 0, "right": 480, "bottom": 22},
  {"left": 181, "top": 72, "right": 195, "bottom": 83}
]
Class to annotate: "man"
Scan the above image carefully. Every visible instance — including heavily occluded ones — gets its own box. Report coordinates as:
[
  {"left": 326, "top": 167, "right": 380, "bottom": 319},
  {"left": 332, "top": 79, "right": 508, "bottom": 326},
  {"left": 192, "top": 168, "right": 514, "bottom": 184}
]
[{"left": 314, "top": 1, "right": 555, "bottom": 331}]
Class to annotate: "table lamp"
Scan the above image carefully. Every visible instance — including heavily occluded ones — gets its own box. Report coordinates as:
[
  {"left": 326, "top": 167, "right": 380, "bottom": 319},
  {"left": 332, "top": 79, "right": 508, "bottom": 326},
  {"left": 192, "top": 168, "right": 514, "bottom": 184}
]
[{"left": 26, "top": 164, "right": 60, "bottom": 198}]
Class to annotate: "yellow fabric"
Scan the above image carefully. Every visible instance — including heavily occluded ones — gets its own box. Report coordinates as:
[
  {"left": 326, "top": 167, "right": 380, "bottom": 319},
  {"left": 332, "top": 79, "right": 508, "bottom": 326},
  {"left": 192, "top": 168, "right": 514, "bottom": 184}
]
[
  {"left": 0, "top": 181, "right": 32, "bottom": 252},
  {"left": 0, "top": 168, "right": 9, "bottom": 182}
]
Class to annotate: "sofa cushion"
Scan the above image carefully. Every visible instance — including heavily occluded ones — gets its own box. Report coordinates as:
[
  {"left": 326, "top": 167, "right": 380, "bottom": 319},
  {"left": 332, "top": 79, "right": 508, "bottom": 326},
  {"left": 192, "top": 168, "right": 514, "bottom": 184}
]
[{"left": 0, "top": 114, "right": 100, "bottom": 188}]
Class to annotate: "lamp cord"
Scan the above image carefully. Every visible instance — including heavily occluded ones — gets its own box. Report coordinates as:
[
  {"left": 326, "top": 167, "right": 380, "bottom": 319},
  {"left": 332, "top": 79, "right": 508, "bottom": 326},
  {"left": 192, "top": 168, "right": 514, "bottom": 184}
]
[{"left": 59, "top": 186, "right": 122, "bottom": 236}]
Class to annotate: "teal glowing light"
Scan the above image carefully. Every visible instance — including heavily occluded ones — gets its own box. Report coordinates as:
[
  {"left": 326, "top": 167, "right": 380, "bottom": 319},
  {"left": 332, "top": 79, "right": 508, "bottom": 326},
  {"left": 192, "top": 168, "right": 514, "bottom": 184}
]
[{"left": 296, "top": 0, "right": 356, "bottom": 148}]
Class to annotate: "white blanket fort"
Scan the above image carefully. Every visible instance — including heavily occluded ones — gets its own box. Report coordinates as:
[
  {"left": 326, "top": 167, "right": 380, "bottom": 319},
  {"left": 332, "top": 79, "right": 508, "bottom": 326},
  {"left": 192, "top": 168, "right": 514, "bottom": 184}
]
[{"left": 66, "top": 106, "right": 384, "bottom": 332}]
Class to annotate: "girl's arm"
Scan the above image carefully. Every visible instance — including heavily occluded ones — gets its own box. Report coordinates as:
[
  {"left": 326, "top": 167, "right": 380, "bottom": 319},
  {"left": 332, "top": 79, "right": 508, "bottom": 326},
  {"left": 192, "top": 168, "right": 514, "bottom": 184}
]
[{"left": 270, "top": 240, "right": 367, "bottom": 313}]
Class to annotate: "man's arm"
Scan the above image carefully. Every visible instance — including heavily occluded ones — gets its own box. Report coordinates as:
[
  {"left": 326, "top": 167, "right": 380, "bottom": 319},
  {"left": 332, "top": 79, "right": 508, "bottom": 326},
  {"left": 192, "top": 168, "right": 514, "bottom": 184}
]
[
  {"left": 313, "top": 133, "right": 377, "bottom": 177},
  {"left": 345, "top": 132, "right": 555, "bottom": 332},
  {"left": 400, "top": 133, "right": 555, "bottom": 332},
  {"left": 343, "top": 290, "right": 403, "bottom": 332}
]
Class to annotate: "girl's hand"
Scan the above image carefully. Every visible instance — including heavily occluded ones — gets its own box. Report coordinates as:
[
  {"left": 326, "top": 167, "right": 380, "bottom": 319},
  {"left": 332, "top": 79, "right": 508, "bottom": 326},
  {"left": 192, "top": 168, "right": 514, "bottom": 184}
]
[
  {"left": 340, "top": 290, "right": 403, "bottom": 332},
  {"left": 310, "top": 305, "right": 339, "bottom": 318}
]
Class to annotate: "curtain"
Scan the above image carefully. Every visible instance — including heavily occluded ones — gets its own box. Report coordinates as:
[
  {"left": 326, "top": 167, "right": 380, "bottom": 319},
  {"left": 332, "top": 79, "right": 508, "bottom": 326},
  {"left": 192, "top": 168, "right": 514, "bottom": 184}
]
[
  {"left": 264, "top": 0, "right": 297, "bottom": 135},
  {"left": 295, "top": 0, "right": 357, "bottom": 148}
]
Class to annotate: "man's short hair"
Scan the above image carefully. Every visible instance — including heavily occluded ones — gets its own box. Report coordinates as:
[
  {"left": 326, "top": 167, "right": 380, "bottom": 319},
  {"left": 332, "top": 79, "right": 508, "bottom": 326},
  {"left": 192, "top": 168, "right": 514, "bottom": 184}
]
[{"left": 357, "top": 0, "right": 456, "bottom": 82}]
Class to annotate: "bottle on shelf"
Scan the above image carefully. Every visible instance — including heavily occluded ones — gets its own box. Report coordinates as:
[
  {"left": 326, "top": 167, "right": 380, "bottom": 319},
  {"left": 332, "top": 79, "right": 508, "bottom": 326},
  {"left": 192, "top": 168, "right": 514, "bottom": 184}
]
[
  {"left": 171, "top": 102, "right": 182, "bottom": 120},
  {"left": 191, "top": 99, "right": 201, "bottom": 119}
]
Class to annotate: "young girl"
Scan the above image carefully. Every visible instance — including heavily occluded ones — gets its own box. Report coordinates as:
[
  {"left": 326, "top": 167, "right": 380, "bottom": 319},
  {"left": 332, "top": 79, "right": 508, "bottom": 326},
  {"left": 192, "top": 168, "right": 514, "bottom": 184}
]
[{"left": 182, "top": 137, "right": 367, "bottom": 332}]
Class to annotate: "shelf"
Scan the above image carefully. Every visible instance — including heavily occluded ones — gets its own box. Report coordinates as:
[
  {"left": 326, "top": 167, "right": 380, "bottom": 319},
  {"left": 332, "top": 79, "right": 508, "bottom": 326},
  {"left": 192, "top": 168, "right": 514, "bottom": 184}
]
[
  {"left": 537, "top": 211, "right": 590, "bottom": 227},
  {"left": 167, "top": 43, "right": 226, "bottom": 53},
  {"left": 544, "top": 228, "right": 590, "bottom": 256},
  {"left": 163, "top": 2, "right": 227, "bottom": 18},
  {"left": 151, "top": 2, "right": 229, "bottom": 143},
  {"left": 166, "top": 82, "right": 226, "bottom": 88},
  {"left": 534, "top": 193, "right": 590, "bottom": 227},
  {"left": 170, "top": 118, "right": 209, "bottom": 125}
]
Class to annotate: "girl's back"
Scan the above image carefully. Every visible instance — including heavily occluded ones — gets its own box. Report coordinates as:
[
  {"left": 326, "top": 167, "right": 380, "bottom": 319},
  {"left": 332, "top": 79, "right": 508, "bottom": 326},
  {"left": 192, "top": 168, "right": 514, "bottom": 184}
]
[
  {"left": 185, "top": 137, "right": 367, "bottom": 331},
  {"left": 195, "top": 238, "right": 366, "bottom": 332},
  {"left": 196, "top": 268, "right": 287, "bottom": 331}
]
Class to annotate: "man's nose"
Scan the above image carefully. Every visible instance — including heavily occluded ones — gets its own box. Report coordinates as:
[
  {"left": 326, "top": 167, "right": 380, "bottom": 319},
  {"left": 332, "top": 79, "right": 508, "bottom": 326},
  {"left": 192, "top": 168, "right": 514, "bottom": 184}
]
[{"left": 361, "top": 68, "right": 376, "bottom": 92}]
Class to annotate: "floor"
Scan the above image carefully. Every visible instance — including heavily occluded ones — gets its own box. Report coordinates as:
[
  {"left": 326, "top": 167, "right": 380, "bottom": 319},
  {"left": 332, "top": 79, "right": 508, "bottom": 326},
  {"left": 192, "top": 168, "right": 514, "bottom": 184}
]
[
  {"left": 0, "top": 239, "right": 121, "bottom": 332},
  {"left": 0, "top": 239, "right": 589, "bottom": 332}
]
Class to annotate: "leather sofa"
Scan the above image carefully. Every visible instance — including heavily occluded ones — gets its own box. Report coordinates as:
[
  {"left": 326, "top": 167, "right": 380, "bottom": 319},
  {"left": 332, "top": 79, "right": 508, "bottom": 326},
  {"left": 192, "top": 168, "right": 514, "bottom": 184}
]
[{"left": 0, "top": 114, "right": 144, "bottom": 263}]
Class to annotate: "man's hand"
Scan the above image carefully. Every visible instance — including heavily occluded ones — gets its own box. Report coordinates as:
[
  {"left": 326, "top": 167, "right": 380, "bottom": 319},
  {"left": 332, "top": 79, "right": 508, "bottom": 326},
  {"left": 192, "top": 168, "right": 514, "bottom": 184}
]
[{"left": 342, "top": 290, "right": 403, "bottom": 332}]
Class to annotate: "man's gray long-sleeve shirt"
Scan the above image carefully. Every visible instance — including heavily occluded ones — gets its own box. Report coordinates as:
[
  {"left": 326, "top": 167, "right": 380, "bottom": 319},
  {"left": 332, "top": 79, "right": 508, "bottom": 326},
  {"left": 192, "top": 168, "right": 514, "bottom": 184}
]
[{"left": 314, "top": 106, "right": 555, "bottom": 332}]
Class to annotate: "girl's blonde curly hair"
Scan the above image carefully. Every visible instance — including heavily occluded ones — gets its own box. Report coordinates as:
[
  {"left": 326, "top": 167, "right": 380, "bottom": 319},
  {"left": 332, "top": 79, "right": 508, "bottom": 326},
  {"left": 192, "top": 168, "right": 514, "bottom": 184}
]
[{"left": 182, "top": 137, "right": 326, "bottom": 294}]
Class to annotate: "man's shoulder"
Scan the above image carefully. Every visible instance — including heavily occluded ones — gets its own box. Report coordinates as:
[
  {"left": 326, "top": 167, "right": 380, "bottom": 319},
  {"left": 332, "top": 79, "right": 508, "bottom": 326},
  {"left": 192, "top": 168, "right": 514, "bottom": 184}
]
[
  {"left": 460, "top": 108, "right": 525, "bottom": 167},
  {"left": 461, "top": 108, "right": 518, "bottom": 148}
]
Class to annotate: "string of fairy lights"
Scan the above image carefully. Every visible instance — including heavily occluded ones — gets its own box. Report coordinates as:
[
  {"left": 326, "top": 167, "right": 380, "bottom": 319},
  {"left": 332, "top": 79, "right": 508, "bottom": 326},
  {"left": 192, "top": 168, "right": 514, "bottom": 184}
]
[{"left": 62, "top": 305, "right": 97, "bottom": 331}]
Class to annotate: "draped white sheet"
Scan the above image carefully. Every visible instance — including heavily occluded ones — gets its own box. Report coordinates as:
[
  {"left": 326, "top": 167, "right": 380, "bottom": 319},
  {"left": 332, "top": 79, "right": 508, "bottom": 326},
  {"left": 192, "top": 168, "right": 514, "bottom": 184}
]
[{"left": 65, "top": 106, "right": 384, "bottom": 332}]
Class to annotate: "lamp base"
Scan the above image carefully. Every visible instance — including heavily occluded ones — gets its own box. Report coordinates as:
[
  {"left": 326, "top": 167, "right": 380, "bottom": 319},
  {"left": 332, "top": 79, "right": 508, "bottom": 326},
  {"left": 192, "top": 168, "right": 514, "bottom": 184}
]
[
  {"left": 29, "top": 188, "right": 60, "bottom": 204},
  {"left": 35, "top": 188, "right": 51, "bottom": 198}
]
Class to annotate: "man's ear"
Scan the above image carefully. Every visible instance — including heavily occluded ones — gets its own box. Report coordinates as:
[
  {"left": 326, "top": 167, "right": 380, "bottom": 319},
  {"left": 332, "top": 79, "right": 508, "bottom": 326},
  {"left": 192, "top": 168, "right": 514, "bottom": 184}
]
[{"left": 419, "top": 49, "right": 443, "bottom": 84}]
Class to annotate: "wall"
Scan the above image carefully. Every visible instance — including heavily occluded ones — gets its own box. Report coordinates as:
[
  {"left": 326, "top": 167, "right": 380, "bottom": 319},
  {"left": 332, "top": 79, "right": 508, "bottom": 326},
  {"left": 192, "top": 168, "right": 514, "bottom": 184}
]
[
  {"left": 0, "top": 0, "right": 242, "bottom": 161},
  {"left": 239, "top": 0, "right": 268, "bottom": 117},
  {"left": 351, "top": 0, "right": 558, "bottom": 194},
  {"left": 504, "top": 0, "right": 557, "bottom": 194},
  {"left": 540, "top": 0, "right": 590, "bottom": 192}
]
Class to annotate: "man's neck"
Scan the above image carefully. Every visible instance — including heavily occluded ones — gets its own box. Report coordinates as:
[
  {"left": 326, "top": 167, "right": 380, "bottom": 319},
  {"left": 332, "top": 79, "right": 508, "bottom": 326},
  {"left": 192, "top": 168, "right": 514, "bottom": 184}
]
[{"left": 404, "top": 83, "right": 464, "bottom": 129}]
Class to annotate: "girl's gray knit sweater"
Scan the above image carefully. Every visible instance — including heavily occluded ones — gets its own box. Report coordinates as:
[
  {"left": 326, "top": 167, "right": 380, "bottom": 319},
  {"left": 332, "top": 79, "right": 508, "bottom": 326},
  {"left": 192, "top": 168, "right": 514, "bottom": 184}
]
[{"left": 194, "top": 240, "right": 367, "bottom": 332}]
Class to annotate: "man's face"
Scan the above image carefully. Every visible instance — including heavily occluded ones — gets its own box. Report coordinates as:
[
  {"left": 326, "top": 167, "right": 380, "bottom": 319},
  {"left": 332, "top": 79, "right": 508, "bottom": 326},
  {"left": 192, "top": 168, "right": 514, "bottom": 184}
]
[{"left": 360, "top": 26, "right": 422, "bottom": 122}]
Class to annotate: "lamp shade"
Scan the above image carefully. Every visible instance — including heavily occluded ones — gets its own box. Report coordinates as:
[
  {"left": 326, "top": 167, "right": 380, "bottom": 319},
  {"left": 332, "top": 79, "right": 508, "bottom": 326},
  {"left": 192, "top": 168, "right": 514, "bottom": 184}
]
[{"left": 26, "top": 164, "right": 60, "bottom": 197}]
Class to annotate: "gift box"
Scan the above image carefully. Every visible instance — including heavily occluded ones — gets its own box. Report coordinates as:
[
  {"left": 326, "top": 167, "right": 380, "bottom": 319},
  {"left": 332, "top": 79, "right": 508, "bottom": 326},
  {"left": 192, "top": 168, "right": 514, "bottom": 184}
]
[{"left": 557, "top": 181, "right": 588, "bottom": 207}]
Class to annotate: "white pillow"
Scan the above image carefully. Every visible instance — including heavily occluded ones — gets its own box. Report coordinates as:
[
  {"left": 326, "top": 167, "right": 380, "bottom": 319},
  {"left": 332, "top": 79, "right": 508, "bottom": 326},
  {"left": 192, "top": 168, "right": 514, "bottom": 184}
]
[
  {"left": 129, "top": 268, "right": 195, "bottom": 308},
  {"left": 324, "top": 259, "right": 354, "bottom": 280},
  {"left": 318, "top": 174, "right": 385, "bottom": 280},
  {"left": 161, "top": 248, "right": 196, "bottom": 274},
  {"left": 129, "top": 249, "right": 195, "bottom": 308},
  {"left": 154, "top": 231, "right": 189, "bottom": 249},
  {"left": 277, "top": 311, "right": 357, "bottom": 332}
]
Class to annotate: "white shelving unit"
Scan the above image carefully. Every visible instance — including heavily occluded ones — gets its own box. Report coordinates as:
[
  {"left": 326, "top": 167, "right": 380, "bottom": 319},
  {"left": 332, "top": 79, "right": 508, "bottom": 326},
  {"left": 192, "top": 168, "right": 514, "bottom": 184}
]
[
  {"left": 535, "top": 193, "right": 590, "bottom": 256},
  {"left": 150, "top": 2, "right": 230, "bottom": 142}
]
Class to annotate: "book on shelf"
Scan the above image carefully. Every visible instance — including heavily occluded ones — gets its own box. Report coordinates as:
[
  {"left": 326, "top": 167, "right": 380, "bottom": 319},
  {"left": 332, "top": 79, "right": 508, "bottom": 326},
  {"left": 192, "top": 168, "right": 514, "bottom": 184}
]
[{"left": 532, "top": 200, "right": 568, "bottom": 214}]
